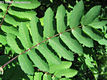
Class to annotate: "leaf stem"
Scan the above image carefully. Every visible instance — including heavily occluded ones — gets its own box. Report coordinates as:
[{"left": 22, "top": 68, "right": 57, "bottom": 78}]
[{"left": 1, "top": 28, "right": 72, "bottom": 69}]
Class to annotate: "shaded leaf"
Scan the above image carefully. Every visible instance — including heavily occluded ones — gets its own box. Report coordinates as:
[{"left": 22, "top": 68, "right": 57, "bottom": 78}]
[
  {"left": 84, "top": 54, "right": 94, "bottom": 68},
  {"left": 3, "top": 65, "right": 30, "bottom": 80}
]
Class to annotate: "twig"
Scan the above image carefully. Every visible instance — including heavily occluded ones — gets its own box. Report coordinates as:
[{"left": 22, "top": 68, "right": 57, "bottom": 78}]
[
  {"left": 1, "top": 29, "right": 72, "bottom": 69},
  {"left": 0, "top": 0, "right": 13, "bottom": 27}
]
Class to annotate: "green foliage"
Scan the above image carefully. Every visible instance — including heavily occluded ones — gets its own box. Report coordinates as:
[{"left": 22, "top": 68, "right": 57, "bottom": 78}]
[
  {"left": 68, "top": 0, "right": 84, "bottom": 28},
  {"left": 60, "top": 32, "right": 83, "bottom": 55},
  {"left": 56, "top": 5, "right": 66, "bottom": 33},
  {"left": 18, "top": 54, "right": 34, "bottom": 75},
  {"left": 49, "top": 37, "right": 74, "bottom": 61},
  {"left": 11, "top": 0, "right": 40, "bottom": 9},
  {"left": 72, "top": 27, "right": 94, "bottom": 47},
  {"left": 0, "top": 0, "right": 107, "bottom": 80},
  {"left": 81, "top": 6, "right": 101, "bottom": 25},
  {"left": 43, "top": 8, "right": 55, "bottom": 38}
]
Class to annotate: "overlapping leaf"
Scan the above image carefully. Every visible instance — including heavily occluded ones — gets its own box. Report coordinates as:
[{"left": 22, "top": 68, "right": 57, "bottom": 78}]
[
  {"left": 28, "top": 49, "right": 49, "bottom": 72},
  {"left": 82, "top": 26, "right": 102, "bottom": 41},
  {"left": 88, "top": 21, "right": 107, "bottom": 29},
  {"left": 72, "top": 27, "right": 93, "bottom": 47},
  {"left": 37, "top": 44, "right": 61, "bottom": 65},
  {"left": 60, "top": 32, "right": 83, "bottom": 55},
  {"left": 30, "top": 16, "right": 42, "bottom": 45},
  {"left": 4, "top": 15, "right": 20, "bottom": 27},
  {"left": 49, "top": 37, "right": 74, "bottom": 61}
]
